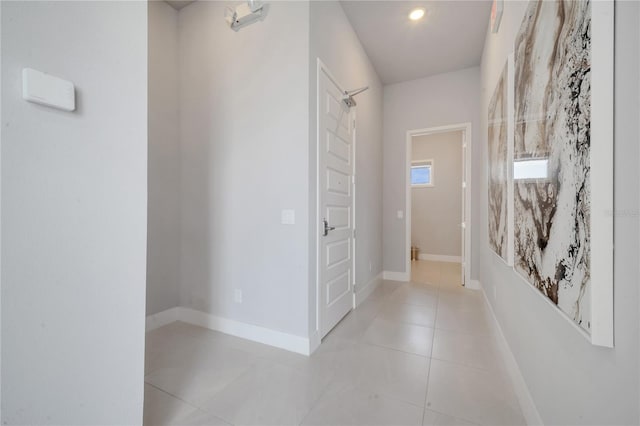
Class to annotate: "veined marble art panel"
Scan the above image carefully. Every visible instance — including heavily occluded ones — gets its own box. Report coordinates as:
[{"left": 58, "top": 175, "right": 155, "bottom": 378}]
[
  {"left": 488, "top": 63, "right": 509, "bottom": 262},
  {"left": 513, "top": 0, "right": 609, "bottom": 338}
]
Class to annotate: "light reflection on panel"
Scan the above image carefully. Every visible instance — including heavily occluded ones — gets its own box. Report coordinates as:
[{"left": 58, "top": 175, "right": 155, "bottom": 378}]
[{"left": 513, "top": 158, "right": 549, "bottom": 180}]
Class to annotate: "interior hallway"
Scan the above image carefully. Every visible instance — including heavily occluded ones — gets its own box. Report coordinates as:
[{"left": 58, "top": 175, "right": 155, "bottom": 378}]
[
  {"left": 411, "top": 260, "right": 462, "bottom": 288},
  {"left": 144, "top": 261, "right": 524, "bottom": 425}
]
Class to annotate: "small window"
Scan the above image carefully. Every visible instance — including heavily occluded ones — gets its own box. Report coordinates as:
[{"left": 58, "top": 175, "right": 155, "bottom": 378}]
[{"left": 411, "top": 160, "right": 434, "bottom": 187}]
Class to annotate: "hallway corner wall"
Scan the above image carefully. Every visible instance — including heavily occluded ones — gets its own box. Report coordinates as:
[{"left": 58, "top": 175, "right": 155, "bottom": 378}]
[
  {"left": 147, "top": 0, "right": 181, "bottom": 316},
  {"left": 1, "top": 1, "right": 148, "bottom": 423},
  {"left": 177, "top": 1, "right": 311, "bottom": 339},
  {"left": 478, "top": 2, "right": 640, "bottom": 424}
]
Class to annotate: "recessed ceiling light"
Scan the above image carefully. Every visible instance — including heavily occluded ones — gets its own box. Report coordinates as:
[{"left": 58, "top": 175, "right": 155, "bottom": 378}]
[{"left": 409, "top": 8, "right": 425, "bottom": 21}]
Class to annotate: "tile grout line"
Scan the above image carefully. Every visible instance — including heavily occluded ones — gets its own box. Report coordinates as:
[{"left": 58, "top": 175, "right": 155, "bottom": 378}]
[
  {"left": 425, "top": 407, "right": 481, "bottom": 426},
  {"left": 429, "top": 354, "right": 506, "bottom": 375},
  {"left": 362, "top": 281, "right": 436, "bottom": 358},
  {"left": 372, "top": 276, "right": 434, "bottom": 425},
  {"left": 422, "top": 263, "right": 442, "bottom": 424},
  {"left": 358, "top": 338, "right": 431, "bottom": 358},
  {"left": 295, "top": 367, "right": 339, "bottom": 426},
  {"left": 149, "top": 354, "right": 268, "bottom": 425},
  {"left": 147, "top": 382, "right": 235, "bottom": 425},
  {"left": 145, "top": 381, "right": 202, "bottom": 411},
  {"left": 303, "top": 279, "right": 434, "bottom": 426}
]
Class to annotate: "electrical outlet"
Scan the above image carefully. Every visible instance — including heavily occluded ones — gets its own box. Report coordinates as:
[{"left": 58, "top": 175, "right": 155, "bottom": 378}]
[
  {"left": 397, "top": 210, "right": 404, "bottom": 219},
  {"left": 234, "top": 289, "right": 243, "bottom": 303},
  {"left": 369, "top": 261, "right": 373, "bottom": 272}
]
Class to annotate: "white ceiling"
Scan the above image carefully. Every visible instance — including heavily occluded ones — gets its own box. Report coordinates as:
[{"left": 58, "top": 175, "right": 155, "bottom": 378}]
[
  {"left": 165, "top": 0, "right": 197, "bottom": 11},
  {"left": 340, "top": 1, "right": 491, "bottom": 84}
]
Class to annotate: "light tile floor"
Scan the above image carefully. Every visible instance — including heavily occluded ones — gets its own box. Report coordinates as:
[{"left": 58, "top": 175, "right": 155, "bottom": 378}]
[{"left": 144, "top": 260, "right": 525, "bottom": 426}]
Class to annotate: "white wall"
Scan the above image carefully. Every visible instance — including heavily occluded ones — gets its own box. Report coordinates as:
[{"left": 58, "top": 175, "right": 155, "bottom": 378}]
[
  {"left": 147, "top": 1, "right": 180, "bottom": 316},
  {"left": 308, "top": 1, "right": 384, "bottom": 336},
  {"left": 411, "top": 131, "right": 462, "bottom": 258},
  {"left": 178, "top": 1, "right": 310, "bottom": 337},
  {"left": 0, "top": 2, "right": 3, "bottom": 416},
  {"left": 479, "top": 2, "right": 640, "bottom": 424},
  {"left": 383, "top": 67, "right": 481, "bottom": 276},
  {"left": 1, "top": 1, "right": 147, "bottom": 424}
]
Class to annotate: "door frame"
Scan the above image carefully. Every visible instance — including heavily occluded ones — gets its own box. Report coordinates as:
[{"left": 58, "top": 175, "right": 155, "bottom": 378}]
[
  {"left": 315, "top": 58, "right": 357, "bottom": 340},
  {"left": 405, "top": 122, "right": 472, "bottom": 285}
]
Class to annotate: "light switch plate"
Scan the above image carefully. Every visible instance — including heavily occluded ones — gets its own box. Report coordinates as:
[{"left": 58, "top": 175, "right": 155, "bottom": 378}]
[
  {"left": 397, "top": 210, "right": 404, "bottom": 219},
  {"left": 22, "top": 68, "right": 75, "bottom": 112},
  {"left": 281, "top": 209, "right": 295, "bottom": 225}
]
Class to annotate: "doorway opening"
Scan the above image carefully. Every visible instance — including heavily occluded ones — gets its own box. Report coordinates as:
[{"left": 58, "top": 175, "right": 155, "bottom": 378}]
[{"left": 406, "top": 123, "right": 471, "bottom": 287}]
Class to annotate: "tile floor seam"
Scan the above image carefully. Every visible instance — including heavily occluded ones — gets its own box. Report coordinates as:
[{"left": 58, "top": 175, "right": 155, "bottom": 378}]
[
  {"left": 366, "top": 276, "right": 435, "bottom": 425},
  {"left": 429, "top": 355, "right": 512, "bottom": 376},
  {"left": 420, "top": 366, "right": 430, "bottom": 426},
  {"left": 369, "top": 314, "right": 437, "bottom": 330},
  {"left": 212, "top": 359, "right": 331, "bottom": 425},
  {"left": 296, "top": 381, "right": 342, "bottom": 426},
  {"left": 357, "top": 339, "right": 430, "bottom": 359},
  {"left": 387, "top": 300, "right": 439, "bottom": 309},
  {"left": 433, "top": 326, "right": 493, "bottom": 336},
  {"left": 431, "top": 287, "right": 504, "bottom": 374},
  {"left": 143, "top": 367, "right": 159, "bottom": 378},
  {"left": 428, "top": 354, "right": 502, "bottom": 374},
  {"left": 428, "top": 407, "right": 481, "bottom": 426},
  {"left": 362, "top": 328, "right": 435, "bottom": 357},
  {"left": 145, "top": 381, "right": 201, "bottom": 410},
  {"left": 432, "top": 324, "right": 493, "bottom": 335},
  {"left": 298, "top": 381, "right": 429, "bottom": 426},
  {"left": 173, "top": 362, "right": 265, "bottom": 423},
  {"left": 295, "top": 373, "right": 341, "bottom": 426},
  {"left": 422, "top": 278, "right": 440, "bottom": 425}
]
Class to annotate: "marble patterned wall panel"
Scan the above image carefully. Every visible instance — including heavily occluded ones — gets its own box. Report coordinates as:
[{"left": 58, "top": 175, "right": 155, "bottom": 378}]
[
  {"left": 488, "top": 63, "right": 509, "bottom": 262},
  {"left": 513, "top": 0, "right": 591, "bottom": 333}
]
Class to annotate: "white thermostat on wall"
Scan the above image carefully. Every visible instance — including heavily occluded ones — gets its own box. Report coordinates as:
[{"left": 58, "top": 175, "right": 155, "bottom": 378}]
[{"left": 22, "top": 68, "right": 75, "bottom": 112}]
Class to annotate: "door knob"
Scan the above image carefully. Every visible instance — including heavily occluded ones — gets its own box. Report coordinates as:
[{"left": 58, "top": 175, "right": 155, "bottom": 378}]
[{"left": 323, "top": 218, "right": 336, "bottom": 236}]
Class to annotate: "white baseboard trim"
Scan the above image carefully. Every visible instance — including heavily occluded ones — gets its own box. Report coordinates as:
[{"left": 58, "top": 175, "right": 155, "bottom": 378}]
[
  {"left": 480, "top": 283, "right": 543, "bottom": 425},
  {"left": 146, "top": 307, "right": 181, "bottom": 332},
  {"left": 146, "top": 307, "right": 312, "bottom": 356},
  {"left": 417, "top": 253, "right": 462, "bottom": 263},
  {"left": 466, "top": 279, "right": 481, "bottom": 290},
  {"left": 383, "top": 270, "right": 410, "bottom": 282},
  {"left": 355, "top": 272, "right": 383, "bottom": 307},
  {"left": 308, "top": 330, "right": 321, "bottom": 355}
]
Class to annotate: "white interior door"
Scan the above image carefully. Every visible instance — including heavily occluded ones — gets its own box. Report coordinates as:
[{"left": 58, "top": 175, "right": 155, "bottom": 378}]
[{"left": 318, "top": 66, "right": 355, "bottom": 338}]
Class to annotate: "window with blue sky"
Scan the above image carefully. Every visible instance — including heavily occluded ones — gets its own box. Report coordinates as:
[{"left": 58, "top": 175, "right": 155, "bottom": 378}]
[{"left": 411, "top": 160, "right": 433, "bottom": 186}]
